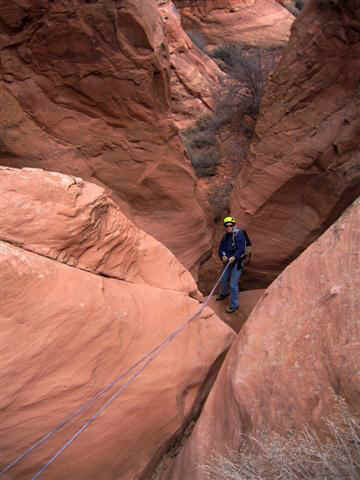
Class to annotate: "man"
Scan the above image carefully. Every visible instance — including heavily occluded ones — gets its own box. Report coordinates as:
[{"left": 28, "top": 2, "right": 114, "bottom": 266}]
[{"left": 216, "top": 216, "right": 248, "bottom": 313}]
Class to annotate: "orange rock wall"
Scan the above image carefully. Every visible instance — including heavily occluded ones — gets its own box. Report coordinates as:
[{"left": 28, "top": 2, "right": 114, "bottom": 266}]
[
  {"left": 158, "top": 0, "right": 224, "bottom": 130},
  {"left": 174, "top": 0, "right": 294, "bottom": 47},
  {"left": 0, "top": 0, "right": 211, "bottom": 273},
  {"left": 231, "top": 0, "right": 360, "bottom": 285}
]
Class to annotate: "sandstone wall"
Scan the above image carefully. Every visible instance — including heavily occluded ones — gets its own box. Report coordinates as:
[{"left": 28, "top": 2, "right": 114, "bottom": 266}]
[
  {"left": 174, "top": 0, "right": 294, "bottom": 47},
  {"left": 0, "top": 0, "right": 211, "bottom": 273},
  {"left": 158, "top": 0, "right": 225, "bottom": 130},
  {"left": 231, "top": 0, "right": 360, "bottom": 285}
]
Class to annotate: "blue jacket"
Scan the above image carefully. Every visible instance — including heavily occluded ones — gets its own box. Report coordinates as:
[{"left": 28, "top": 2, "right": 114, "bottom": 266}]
[{"left": 218, "top": 228, "right": 246, "bottom": 261}]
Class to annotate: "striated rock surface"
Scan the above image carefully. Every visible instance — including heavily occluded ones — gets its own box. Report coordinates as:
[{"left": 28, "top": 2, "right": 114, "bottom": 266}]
[
  {"left": 0, "top": 0, "right": 211, "bottom": 273},
  {"left": 161, "top": 193, "right": 360, "bottom": 480},
  {"left": 174, "top": 0, "right": 294, "bottom": 47},
  {"left": 231, "top": 0, "right": 360, "bottom": 286},
  {"left": 0, "top": 166, "right": 199, "bottom": 291},
  {"left": 0, "top": 167, "right": 235, "bottom": 480},
  {"left": 158, "top": 0, "right": 225, "bottom": 129}
]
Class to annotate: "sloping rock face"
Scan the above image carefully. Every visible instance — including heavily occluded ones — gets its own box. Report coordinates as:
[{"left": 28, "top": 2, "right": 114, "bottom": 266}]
[
  {"left": 0, "top": 0, "right": 211, "bottom": 273},
  {"left": 231, "top": 0, "right": 360, "bottom": 286},
  {"left": 161, "top": 194, "right": 360, "bottom": 480},
  {"left": 0, "top": 167, "right": 235, "bottom": 480},
  {"left": 158, "top": 1, "right": 225, "bottom": 130},
  {"left": 0, "top": 166, "right": 195, "bottom": 289},
  {"left": 174, "top": 0, "right": 294, "bottom": 47}
]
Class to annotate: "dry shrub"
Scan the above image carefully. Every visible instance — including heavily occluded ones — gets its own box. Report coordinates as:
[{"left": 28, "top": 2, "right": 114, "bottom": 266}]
[
  {"left": 211, "top": 44, "right": 265, "bottom": 122},
  {"left": 181, "top": 116, "right": 219, "bottom": 177},
  {"left": 182, "top": 43, "right": 272, "bottom": 177},
  {"left": 202, "top": 408, "right": 360, "bottom": 479},
  {"left": 209, "top": 43, "right": 281, "bottom": 163}
]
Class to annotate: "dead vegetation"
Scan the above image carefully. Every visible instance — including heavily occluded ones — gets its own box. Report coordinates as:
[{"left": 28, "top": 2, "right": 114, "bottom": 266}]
[
  {"left": 182, "top": 43, "right": 275, "bottom": 178},
  {"left": 202, "top": 405, "right": 360, "bottom": 480}
]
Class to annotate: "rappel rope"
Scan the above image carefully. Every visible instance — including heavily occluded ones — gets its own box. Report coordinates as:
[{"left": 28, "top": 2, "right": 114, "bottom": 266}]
[
  {"left": 0, "top": 343, "right": 168, "bottom": 475},
  {"left": 0, "top": 262, "right": 231, "bottom": 480}
]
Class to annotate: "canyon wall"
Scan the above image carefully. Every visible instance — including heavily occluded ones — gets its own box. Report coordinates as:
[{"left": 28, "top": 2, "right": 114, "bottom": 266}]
[
  {"left": 158, "top": 0, "right": 225, "bottom": 130},
  {"left": 174, "top": 0, "right": 294, "bottom": 47},
  {"left": 0, "top": 0, "right": 213, "bottom": 274},
  {"left": 231, "top": 0, "right": 360, "bottom": 286}
]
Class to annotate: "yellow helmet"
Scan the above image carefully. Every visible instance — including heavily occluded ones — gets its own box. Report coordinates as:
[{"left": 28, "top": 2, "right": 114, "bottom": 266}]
[{"left": 223, "top": 216, "right": 236, "bottom": 225}]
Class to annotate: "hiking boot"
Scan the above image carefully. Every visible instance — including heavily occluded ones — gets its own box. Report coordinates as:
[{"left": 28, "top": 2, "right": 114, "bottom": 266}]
[
  {"left": 216, "top": 294, "right": 229, "bottom": 301},
  {"left": 225, "top": 305, "right": 239, "bottom": 314}
]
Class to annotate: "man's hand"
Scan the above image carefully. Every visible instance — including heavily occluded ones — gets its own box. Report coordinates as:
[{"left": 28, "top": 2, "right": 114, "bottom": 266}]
[
  {"left": 228, "top": 256, "right": 236, "bottom": 264},
  {"left": 222, "top": 255, "right": 228, "bottom": 263}
]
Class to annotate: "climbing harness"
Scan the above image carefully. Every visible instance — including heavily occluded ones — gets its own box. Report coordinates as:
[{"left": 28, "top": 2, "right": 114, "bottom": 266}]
[{"left": 0, "top": 262, "right": 231, "bottom": 480}]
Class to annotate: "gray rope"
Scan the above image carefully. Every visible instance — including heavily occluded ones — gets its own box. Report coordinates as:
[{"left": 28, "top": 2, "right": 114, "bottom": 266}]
[
  {"left": 0, "top": 335, "right": 172, "bottom": 476},
  {"left": 0, "top": 263, "right": 229, "bottom": 479}
]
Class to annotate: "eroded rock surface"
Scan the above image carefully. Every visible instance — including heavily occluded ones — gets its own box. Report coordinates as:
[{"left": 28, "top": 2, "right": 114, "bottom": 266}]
[
  {"left": 158, "top": 1, "right": 224, "bottom": 129},
  {"left": 231, "top": 0, "right": 360, "bottom": 285},
  {"left": 0, "top": 166, "right": 198, "bottom": 291},
  {"left": 0, "top": 0, "right": 211, "bottom": 273},
  {"left": 161, "top": 193, "right": 360, "bottom": 480},
  {"left": 174, "top": 0, "right": 294, "bottom": 47},
  {"left": 0, "top": 167, "right": 235, "bottom": 480}
]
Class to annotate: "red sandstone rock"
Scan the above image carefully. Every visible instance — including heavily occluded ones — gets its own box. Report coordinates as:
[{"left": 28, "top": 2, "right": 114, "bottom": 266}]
[
  {"left": 0, "top": 0, "right": 211, "bottom": 274},
  {"left": 158, "top": 1, "right": 225, "bottom": 129},
  {"left": 0, "top": 166, "right": 198, "bottom": 292},
  {"left": 174, "top": 0, "right": 294, "bottom": 47},
  {"left": 0, "top": 167, "right": 235, "bottom": 480},
  {"left": 231, "top": 0, "right": 360, "bottom": 286},
  {"left": 161, "top": 194, "right": 360, "bottom": 480}
]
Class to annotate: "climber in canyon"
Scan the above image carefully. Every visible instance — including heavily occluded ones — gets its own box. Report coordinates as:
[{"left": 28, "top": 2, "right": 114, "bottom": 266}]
[{"left": 216, "top": 217, "right": 251, "bottom": 313}]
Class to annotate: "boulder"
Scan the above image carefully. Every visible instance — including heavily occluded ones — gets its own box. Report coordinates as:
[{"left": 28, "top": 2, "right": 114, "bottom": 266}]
[
  {"left": 0, "top": 166, "right": 197, "bottom": 292},
  {"left": 0, "top": 167, "right": 235, "bottom": 480},
  {"left": 161, "top": 194, "right": 360, "bottom": 480}
]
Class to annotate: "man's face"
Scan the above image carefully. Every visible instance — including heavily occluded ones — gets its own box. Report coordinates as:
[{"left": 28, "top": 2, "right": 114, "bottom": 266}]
[{"left": 225, "top": 223, "right": 234, "bottom": 232}]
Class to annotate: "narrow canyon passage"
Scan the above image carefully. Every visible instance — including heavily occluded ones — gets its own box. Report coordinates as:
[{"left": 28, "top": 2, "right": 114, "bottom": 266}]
[{"left": 0, "top": 1, "right": 359, "bottom": 480}]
